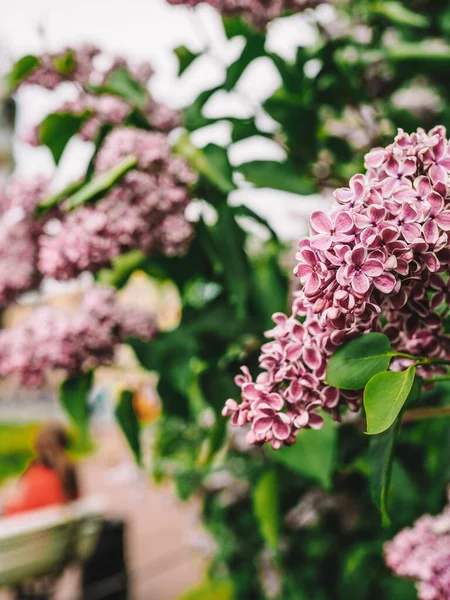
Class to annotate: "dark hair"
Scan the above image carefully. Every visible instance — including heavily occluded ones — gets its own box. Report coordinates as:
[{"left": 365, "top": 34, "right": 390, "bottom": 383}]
[{"left": 34, "top": 423, "right": 79, "bottom": 501}]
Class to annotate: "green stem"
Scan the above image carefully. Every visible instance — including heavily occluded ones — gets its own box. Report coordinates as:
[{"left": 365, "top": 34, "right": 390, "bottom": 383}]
[
  {"left": 402, "top": 406, "right": 450, "bottom": 423},
  {"left": 424, "top": 375, "right": 450, "bottom": 384},
  {"left": 36, "top": 179, "right": 85, "bottom": 217},
  {"left": 388, "top": 351, "right": 450, "bottom": 367},
  {"left": 387, "top": 351, "right": 418, "bottom": 360},
  {"left": 67, "top": 154, "right": 137, "bottom": 210}
]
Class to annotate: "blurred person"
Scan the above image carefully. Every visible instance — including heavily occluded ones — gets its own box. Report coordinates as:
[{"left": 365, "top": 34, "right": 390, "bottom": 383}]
[{"left": 2, "top": 423, "right": 79, "bottom": 517}]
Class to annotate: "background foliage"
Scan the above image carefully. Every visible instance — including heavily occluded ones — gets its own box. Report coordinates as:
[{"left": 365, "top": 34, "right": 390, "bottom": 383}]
[{"left": 4, "top": 0, "right": 450, "bottom": 598}]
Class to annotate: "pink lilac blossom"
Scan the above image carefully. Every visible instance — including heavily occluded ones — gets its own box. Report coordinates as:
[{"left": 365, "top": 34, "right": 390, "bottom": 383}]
[
  {"left": 0, "top": 286, "right": 157, "bottom": 387},
  {"left": 38, "top": 128, "right": 195, "bottom": 280},
  {"left": 385, "top": 505, "right": 450, "bottom": 600},
  {"left": 17, "top": 45, "right": 153, "bottom": 91},
  {"left": 166, "top": 0, "right": 327, "bottom": 28},
  {"left": 223, "top": 125, "right": 450, "bottom": 449},
  {"left": 0, "top": 177, "right": 49, "bottom": 306},
  {"left": 17, "top": 45, "right": 181, "bottom": 140},
  {"left": 20, "top": 44, "right": 101, "bottom": 90}
]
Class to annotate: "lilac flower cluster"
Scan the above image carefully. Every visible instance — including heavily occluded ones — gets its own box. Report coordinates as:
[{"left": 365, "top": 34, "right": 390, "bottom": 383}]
[
  {"left": 18, "top": 45, "right": 180, "bottom": 142},
  {"left": 223, "top": 126, "right": 450, "bottom": 449},
  {"left": 0, "top": 286, "right": 157, "bottom": 387},
  {"left": 166, "top": 0, "right": 327, "bottom": 28},
  {"left": 19, "top": 44, "right": 101, "bottom": 90},
  {"left": 38, "top": 127, "right": 195, "bottom": 280},
  {"left": 0, "top": 178, "right": 49, "bottom": 306},
  {"left": 385, "top": 505, "right": 450, "bottom": 600}
]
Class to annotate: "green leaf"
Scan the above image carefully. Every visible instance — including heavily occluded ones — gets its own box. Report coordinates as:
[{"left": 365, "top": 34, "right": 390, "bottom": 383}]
[
  {"left": 250, "top": 243, "right": 288, "bottom": 327},
  {"left": 386, "top": 42, "right": 450, "bottom": 65},
  {"left": 66, "top": 155, "right": 137, "bottom": 209},
  {"left": 252, "top": 469, "right": 279, "bottom": 551},
  {"left": 237, "top": 160, "right": 317, "bottom": 194},
  {"left": 370, "top": 2, "right": 429, "bottom": 29},
  {"left": 183, "top": 86, "right": 221, "bottom": 131},
  {"left": 229, "top": 117, "right": 272, "bottom": 143},
  {"left": 53, "top": 50, "right": 75, "bottom": 75},
  {"left": 364, "top": 366, "right": 416, "bottom": 435},
  {"left": 90, "top": 67, "right": 148, "bottom": 109},
  {"left": 200, "top": 368, "right": 236, "bottom": 458},
  {"left": 39, "top": 111, "right": 90, "bottom": 164},
  {"left": 115, "top": 389, "right": 142, "bottom": 465},
  {"left": 59, "top": 372, "right": 93, "bottom": 447},
  {"left": 369, "top": 417, "right": 401, "bottom": 526},
  {"left": 263, "top": 90, "right": 318, "bottom": 162},
  {"left": 326, "top": 333, "right": 391, "bottom": 390},
  {"left": 97, "top": 250, "right": 146, "bottom": 288},
  {"left": 177, "top": 578, "right": 234, "bottom": 600},
  {"left": 224, "top": 35, "right": 266, "bottom": 90},
  {"left": 174, "top": 135, "right": 235, "bottom": 193},
  {"left": 222, "top": 15, "right": 256, "bottom": 38},
  {"left": 6, "top": 55, "right": 40, "bottom": 91},
  {"left": 268, "top": 413, "right": 337, "bottom": 489},
  {"left": 174, "top": 46, "right": 201, "bottom": 76},
  {"left": 130, "top": 330, "right": 198, "bottom": 395},
  {"left": 200, "top": 205, "right": 250, "bottom": 316},
  {"left": 36, "top": 179, "right": 85, "bottom": 217},
  {"left": 232, "top": 204, "right": 279, "bottom": 241}
]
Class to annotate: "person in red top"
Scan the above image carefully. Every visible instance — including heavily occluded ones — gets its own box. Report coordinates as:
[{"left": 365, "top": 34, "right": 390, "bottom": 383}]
[{"left": 3, "top": 423, "right": 80, "bottom": 517}]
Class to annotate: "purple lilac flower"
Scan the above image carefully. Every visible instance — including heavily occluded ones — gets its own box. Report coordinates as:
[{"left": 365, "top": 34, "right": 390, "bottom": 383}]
[
  {"left": 0, "top": 286, "right": 157, "bottom": 387},
  {"left": 385, "top": 505, "right": 450, "bottom": 600},
  {"left": 18, "top": 45, "right": 181, "bottom": 141},
  {"left": 223, "top": 126, "right": 450, "bottom": 449},
  {"left": 166, "top": 0, "right": 327, "bottom": 28},
  {"left": 19, "top": 44, "right": 101, "bottom": 90},
  {"left": 0, "top": 177, "right": 49, "bottom": 306},
  {"left": 38, "top": 128, "right": 195, "bottom": 280}
]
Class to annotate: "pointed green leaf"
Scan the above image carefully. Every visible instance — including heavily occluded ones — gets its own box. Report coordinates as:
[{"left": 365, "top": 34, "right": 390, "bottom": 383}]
[
  {"left": 174, "top": 135, "right": 235, "bottom": 193},
  {"left": 66, "top": 154, "right": 137, "bottom": 209},
  {"left": 59, "top": 372, "right": 93, "bottom": 447},
  {"left": 199, "top": 205, "right": 250, "bottom": 316},
  {"left": 229, "top": 117, "right": 272, "bottom": 143},
  {"left": 36, "top": 179, "right": 85, "bottom": 217},
  {"left": 53, "top": 50, "right": 75, "bottom": 75},
  {"left": 174, "top": 46, "right": 201, "bottom": 76},
  {"left": 268, "top": 413, "right": 337, "bottom": 489},
  {"left": 183, "top": 86, "right": 221, "bottom": 131},
  {"left": 252, "top": 469, "right": 279, "bottom": 550},
  {"left": 365, "top": 367, "right": 416, "bottom": 435},
  {"left": 39, "top": 111, "right": 90, "bottom": 164},
  {"left": 115, "top": 389, "right": 142, "bottom": 465},
  {"left": 237, "top": 160, "right": 317, "bottom": 195},
  {"left": 326, "top": 333, "right": 391, "bottom": 390},
  {"left": 369, "top": 417, "right": 401, "bottom": 526},
  {"left": 370, "top": 2, "right": 429, "bottom": 29},
  {"left": 89, "top": 67, "right": 148, "bottom": 109},
  {"left": 222, "top": 15, "right": 256, "bottom": 38},
  {"left": 6, "top": 55, "right": 40, "bottom": 91},
  {"left": 224, "top": 35, "right": 266, "bottom": 90}
]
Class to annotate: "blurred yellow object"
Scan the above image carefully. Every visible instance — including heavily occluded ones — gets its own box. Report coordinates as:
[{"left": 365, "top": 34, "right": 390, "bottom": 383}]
[
  {"left": 132, "top": 383, "right": 161, "bottom": 424},
  {"left": 118, "top": 270, "right": 181, "bottom": 331}
]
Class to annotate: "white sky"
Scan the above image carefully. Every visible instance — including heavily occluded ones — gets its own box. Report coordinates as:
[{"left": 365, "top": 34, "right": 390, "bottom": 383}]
[{"left": 0, "top": 0, "right": 332, "bottom": 239}]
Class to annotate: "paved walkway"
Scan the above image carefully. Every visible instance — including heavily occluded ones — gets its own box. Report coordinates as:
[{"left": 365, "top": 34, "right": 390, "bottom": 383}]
[{"left": 1, "top": 424, "right": 206, "bottom": 600}]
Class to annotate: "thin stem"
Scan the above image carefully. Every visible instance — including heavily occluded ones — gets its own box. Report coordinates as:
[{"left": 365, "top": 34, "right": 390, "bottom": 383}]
[
  {"left": 66, "top": 154, "right": 137, "bottom": 210},
  {"left": 388, "top": 351, "right": 450, "bottom": 367},
  {"left": 36, "top": 179, "right": 85, "bottom": 216},
  {"left": 387, "top": 351, "right": 419, "bottom": 360},
  {"left": 402, "top": 406, "right": 450, "bottom": 423},
  {"left": 424, "top": 375, "right": 450, "bottom": 384}
]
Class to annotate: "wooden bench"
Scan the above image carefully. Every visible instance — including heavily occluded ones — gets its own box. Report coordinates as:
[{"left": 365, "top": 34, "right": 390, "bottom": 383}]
[{"left": 0, "top": 497, "right": 103, "bottom": 589}]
